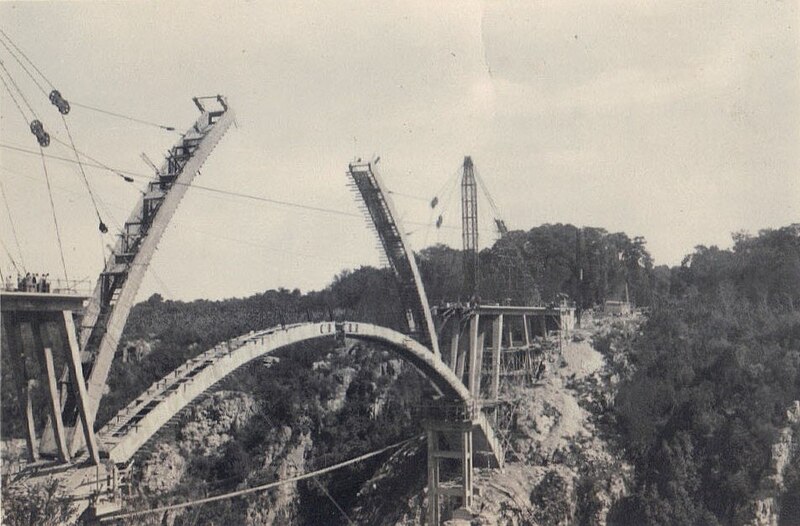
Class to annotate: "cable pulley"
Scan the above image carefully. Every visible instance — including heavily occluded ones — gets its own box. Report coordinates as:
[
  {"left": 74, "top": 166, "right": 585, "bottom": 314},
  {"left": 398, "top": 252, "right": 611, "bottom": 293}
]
[
  {"left": 430, "top": 196, "right": 438, "bottom": 208},
  {"left": 30, "top": 119, "right": 50, "bottom": 147},
  {"left": 49, "top": 89, "right": 70, "bottom": 114},
  {"left": 98, "top": 220, "right": 108, "bottom": 234}
]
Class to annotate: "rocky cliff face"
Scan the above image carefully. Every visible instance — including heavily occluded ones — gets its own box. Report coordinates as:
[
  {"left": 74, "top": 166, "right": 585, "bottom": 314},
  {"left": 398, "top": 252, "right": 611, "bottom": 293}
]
[
  {"left": 738, "top": 401, "right": 800, "bottom": 526},
  {"left": 178, "top": 391, "right": 259, "bottom": 457},
  {"left": 136, "top": 391, "right": 259, "bottom": 495},
  {"left": 130, "top": 343, "right": 409, "bottom": 525},
  {"left": 465, "top": 331, "right": 632, "bottom": 526},
  {"left": 347, "top": 316, "right": 634, "bottom": 526},
  {"left": 139, "top": 443, "right": 185, "bottom": 494},
  {"left": 243, "top": 430, "right": 313, "bottom": 525}
]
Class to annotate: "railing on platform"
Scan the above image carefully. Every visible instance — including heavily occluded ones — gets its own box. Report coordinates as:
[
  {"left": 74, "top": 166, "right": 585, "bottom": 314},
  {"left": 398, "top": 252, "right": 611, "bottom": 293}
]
[{"left": 3, "top": 277, "right": 93, "bottom": 296}]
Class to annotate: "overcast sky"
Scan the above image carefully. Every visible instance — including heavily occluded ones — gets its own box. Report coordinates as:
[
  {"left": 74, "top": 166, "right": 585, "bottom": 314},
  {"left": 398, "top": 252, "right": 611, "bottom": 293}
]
[{"left": 0, "top": 1, "right": 797, "bottom": 301}]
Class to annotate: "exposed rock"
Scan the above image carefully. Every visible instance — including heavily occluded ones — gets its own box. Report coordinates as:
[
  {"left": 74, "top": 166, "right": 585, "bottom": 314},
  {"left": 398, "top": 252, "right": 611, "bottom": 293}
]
[
  {"left": 738, "top": 400, "right": 800, "bottom": 526},
  {"left": 129, "top": 390, "right": 258, "bottom": 502},
  {"left": 178, "top": 390, "right": 258, "bottom": 457},
  {"left": 348, "top": 328, "right": 632, "bottom": 526},
  {"left": 139, "top": 443, "right": 185, "bottom": 493},
  {"left": 324, "top": 366, "right": 357, "bottom": 412},
  {"left": 121, "top": 339, "right": 152, "bottom": 363},
  {"left": 468, "top": 331, "right": 632, "bottom": 526},
  {"left": 244, "top": 431, "right": 313, "bottom": 525}
]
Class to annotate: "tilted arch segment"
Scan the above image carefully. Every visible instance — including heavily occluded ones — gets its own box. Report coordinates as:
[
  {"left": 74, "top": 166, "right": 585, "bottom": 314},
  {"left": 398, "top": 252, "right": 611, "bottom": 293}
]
[
  {"left": 98, "top": 322, "right": 501, "bottom": 466},
  {"left": 347, "top": 161, "right": 440, "bottom": 356},
  {"left": 46, "top": 97, "right": 235, "bottom": 457}
]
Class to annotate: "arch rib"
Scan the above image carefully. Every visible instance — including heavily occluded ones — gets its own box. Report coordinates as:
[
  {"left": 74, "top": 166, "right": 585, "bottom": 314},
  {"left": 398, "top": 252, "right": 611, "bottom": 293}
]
[{"left": 98, "top": 322, "right": 500, "bottom": 466}]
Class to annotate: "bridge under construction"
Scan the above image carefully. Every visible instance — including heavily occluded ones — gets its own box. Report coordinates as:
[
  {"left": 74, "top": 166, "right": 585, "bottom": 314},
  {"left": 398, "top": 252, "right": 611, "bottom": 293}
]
[{"left": 1, "top": 85, "right": 574, "bottom": 523}]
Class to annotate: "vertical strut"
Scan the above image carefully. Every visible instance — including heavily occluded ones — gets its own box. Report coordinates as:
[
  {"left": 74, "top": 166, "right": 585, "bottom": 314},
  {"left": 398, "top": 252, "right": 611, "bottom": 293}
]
[{"left": 2, "top": 314, "right": 38, "bottom": 462}]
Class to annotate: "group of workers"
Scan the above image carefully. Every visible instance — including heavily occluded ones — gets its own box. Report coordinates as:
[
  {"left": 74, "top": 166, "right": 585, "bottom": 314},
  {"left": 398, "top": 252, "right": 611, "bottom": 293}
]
[{"left": 4, "top": 272, "right": 52, "bottom": 293}]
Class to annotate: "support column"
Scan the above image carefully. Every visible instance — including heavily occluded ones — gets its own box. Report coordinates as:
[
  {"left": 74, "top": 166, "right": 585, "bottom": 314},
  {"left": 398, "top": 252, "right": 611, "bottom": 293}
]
[
  {"left": 490, "top": 315, "right": 503, "bottom": 401},
  {"left": 540, "top": 316, "right": 547, "bottom": 340},
  {"left": 461, "top": 427, "right": 473, "bottom": 510},
  {"left": 31, "top": 321, "right": 70, "bottom": 462},
  {"left": 59, "top": 310, "right": 100, "bottom": 464},
  {"left": 455, "top": 347, "right": 466, "bottom": 383},
  {"left": 3, "top": 315, "right": 38, "bottom": 462},
  {"left": 523, "top": 314, "right": 530, "bottom": 346},
  {"left": 473, "top": 330, "right": 485, "bottom": 399},
  {"left": 558, "top": 312, "right": 567, "bottom": 340},
  {"left": 467, "top": 314, "right": 480, "bottom": 396},
  {"left": 449, "top": 326, "right": 460, "bottom": 373},
  {"left": 427, "top": 429, "right": 440, "bottom": 526}
]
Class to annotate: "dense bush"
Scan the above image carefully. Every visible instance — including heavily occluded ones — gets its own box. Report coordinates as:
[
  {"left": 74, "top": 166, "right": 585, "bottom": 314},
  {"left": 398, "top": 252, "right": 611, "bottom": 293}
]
[
  {"left": 1, "top": 479, "right": 75, "bottom": 526},
  {"left": 611, "top": 225, "right": 800, "bottom": 525},
  {"left": 419, "top": 223, "right": 656, "bottom": 308}
]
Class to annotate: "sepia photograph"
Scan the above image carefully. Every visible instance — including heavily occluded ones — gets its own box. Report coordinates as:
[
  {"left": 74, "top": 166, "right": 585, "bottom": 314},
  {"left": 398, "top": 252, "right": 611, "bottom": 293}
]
[{"left": 0, "top": 1, "right": 798, "bottom": 524}]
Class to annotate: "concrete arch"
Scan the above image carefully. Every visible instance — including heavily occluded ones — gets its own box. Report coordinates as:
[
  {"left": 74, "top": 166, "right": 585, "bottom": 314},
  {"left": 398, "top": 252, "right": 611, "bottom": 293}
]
[{"left": 98, "top": 322, "right": 499, "bottom": 465}]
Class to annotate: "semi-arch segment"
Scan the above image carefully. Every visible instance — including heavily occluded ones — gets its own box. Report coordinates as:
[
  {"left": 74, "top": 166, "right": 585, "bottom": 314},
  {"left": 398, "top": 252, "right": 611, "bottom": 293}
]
[
  {"left": 43, "top": 97, "right": 235, "bottom": 457},
  {"left": 97, "top": 322, "right": 502, "bottom": 467}
]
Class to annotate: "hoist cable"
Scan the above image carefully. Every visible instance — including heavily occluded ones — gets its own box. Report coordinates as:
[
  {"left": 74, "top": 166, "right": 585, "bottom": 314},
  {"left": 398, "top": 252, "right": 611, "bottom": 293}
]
[
  {"left": 0, "top": 28, "right": 55, "bottom": 91},
  {"left": 38, "top": 146, "right": 69, "bottom": 283},
  {"left": 0, "top": 181, "right": 25, "bottom": 271},
  {"left": 69, "top": 101, "right": 177, "bottom": 131},
  {"left": 2, "top": 29, "right": 171, "bottom": 131},
  {"left": 0, "top": 142, "right": 462, "bottom": 230},
  {"left": 473, "top": 166, "right": 502, "bottom": 219},
  {"left": 433, "top": 164, "right": 462, "bottom": 203},
  {"left": 0, "top": 57, "right": 38, "bottom": 119},
  {"left": 435, "top": 167, "right": 462, "bottom": 230},
  {"left": 100, "top": 435, "right": 419, "bottom": 522},
  {"left": 59, "top": 115, "right": 108, "bottom": 233},
  {"left": 0, "top": 66, "right": 30, "bottom": 123},
  {"left": 47, "top": 136, "right": 138, "bottom": 183},
  {"left": 0, "top": 238, "right": 21, "bottom": 274},
  {"left": 0, "top": 37, "right": 48, "bottom": 97}
]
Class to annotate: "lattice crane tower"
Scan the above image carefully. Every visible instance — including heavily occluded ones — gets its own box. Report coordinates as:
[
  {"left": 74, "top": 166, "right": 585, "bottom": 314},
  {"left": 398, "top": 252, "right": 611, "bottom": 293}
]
[{"left": 461, "top": 156, "right": 479, "bottom": 298}]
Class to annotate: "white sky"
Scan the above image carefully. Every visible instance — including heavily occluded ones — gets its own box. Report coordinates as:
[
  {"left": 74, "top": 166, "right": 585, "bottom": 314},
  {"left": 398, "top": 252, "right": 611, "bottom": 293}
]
[{"left": 0, "top": 0, "right": 798, "bottom": 301}]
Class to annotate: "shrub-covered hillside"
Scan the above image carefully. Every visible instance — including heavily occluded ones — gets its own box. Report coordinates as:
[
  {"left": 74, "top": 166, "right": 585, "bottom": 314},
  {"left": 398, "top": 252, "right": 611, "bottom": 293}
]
[{"left": 610, "top": 225, "right": 800, "bottom": 525}]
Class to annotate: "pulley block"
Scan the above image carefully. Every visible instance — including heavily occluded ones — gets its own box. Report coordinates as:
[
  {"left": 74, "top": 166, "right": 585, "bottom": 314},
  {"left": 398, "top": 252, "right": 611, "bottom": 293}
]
[
  {"left": 30, "top": 119, "right": 50, "bottom": 147},
  {"left": 49, "top": 89, "right": 70, "bottom": 115}
]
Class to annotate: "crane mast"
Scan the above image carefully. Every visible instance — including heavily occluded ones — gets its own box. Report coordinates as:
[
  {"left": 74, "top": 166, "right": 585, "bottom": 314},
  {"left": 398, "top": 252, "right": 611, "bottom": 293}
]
[{"left": 461, "top": 156, "right": 479, "bottom": 298}]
